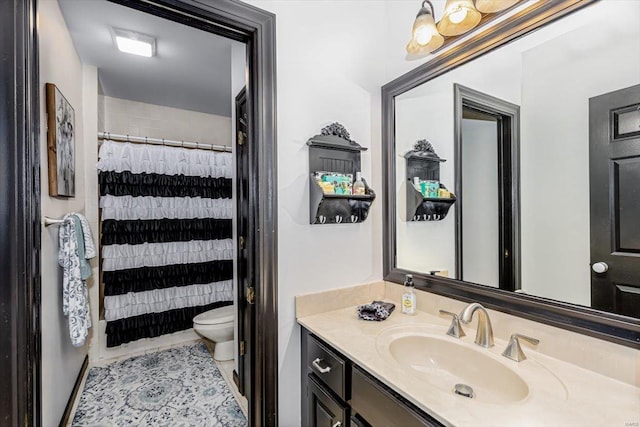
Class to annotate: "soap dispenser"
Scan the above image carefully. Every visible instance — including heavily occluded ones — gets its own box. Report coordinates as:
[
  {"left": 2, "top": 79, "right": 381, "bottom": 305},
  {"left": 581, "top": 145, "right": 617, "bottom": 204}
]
[{"left": 402, "top": 274, "right": 416, "bottom": 315}]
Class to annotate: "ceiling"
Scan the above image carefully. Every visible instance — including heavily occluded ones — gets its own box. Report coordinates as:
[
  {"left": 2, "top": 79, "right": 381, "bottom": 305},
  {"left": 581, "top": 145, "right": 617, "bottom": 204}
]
[{"left": 58, "top": 0, "right": 236, "bottom": 117}]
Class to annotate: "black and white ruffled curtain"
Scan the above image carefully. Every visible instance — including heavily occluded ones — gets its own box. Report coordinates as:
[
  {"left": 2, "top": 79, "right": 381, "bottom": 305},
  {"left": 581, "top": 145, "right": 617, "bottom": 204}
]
[{"left": 97, "top": 140, "right": 234, "bottom": 347}]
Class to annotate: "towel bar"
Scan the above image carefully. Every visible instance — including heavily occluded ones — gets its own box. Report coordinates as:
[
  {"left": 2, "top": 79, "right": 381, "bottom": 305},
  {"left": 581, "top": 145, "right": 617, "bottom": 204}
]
[{"left": 44, "top": 216, "right": 65, "bottom": 227}]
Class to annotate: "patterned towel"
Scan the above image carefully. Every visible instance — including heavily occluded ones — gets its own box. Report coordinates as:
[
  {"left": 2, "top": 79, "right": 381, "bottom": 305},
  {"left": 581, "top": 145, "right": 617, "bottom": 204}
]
[
  {"left": 356, "top": 301, "right": 396, "bottom": 321},
  {"left": 58, "top": 215, "right": 92, "bottom": 347}
]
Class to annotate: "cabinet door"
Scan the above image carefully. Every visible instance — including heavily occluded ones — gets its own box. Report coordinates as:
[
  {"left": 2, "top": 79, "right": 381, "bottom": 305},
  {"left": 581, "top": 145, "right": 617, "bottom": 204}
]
[
  {"left": 307, "top": 375, "right": 348, "bottom": 427},
  {"left": 350, "top": 366, "right": 442, "bottom": 427}
]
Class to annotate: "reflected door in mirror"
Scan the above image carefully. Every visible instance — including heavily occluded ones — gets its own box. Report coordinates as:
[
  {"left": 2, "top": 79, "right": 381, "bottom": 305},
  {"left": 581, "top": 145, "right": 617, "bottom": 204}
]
[{"left": 590, "top": 84, "right": 640, "bottom": 317}]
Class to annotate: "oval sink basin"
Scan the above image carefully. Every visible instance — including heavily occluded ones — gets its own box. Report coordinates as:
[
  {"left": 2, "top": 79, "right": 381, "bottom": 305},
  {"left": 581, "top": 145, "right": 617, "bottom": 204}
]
[{"left": 382, "top": 333, "right": 529, "bottom": 404}]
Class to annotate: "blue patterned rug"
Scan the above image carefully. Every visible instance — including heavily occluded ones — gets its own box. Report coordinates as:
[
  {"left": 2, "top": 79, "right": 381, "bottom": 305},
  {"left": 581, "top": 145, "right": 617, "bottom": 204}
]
[{"left": 72, "top": 342, "right": 246, "bottom": 426}]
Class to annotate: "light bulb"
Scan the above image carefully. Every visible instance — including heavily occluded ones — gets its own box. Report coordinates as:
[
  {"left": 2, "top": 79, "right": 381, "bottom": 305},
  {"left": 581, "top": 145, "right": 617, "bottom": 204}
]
[
  {"left": 448, "top": 7, "right": 468, "bottom": 24},
  {"left": 415, "top": 24, "right": 435, "bottom": 45}
]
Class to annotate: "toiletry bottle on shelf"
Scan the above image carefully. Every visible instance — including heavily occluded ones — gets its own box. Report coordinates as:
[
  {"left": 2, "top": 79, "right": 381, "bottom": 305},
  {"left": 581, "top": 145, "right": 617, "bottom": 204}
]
[
  {"left": 353, "top": 172, "right": 366, "bottom": 195},
  {"left": 402, "top": 274, "right": 416, "bottom": 315},
  {"left": 412, "top": 177, "right": 421, "bottom": 191}
]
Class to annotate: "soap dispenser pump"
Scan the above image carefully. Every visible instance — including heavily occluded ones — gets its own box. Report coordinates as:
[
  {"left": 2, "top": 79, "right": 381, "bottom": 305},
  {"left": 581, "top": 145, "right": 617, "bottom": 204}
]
[{"left": 402, "top": 274, "right": 416, "bottom": 315}]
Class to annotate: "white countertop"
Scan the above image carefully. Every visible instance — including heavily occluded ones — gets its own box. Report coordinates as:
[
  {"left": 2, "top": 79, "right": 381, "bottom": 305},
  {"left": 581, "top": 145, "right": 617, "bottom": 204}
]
[{"left": 298, "top": 304, "right": 640, "bottom": 427}]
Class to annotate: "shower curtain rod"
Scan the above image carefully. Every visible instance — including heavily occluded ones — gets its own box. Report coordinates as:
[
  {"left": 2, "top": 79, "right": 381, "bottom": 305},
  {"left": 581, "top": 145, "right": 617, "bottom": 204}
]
[{"left": 98, "top": 132, "right": 232, "bottom": 153}]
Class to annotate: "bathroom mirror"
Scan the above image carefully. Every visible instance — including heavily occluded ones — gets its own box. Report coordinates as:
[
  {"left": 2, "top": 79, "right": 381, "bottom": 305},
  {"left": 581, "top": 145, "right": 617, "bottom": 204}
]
[{"left": 383, "top": 0, "right": 640, "bottom": 347}]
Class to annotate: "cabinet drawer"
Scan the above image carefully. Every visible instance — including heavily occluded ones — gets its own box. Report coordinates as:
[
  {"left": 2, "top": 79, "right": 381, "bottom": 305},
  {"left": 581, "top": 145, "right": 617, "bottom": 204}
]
[
  {"left": 350, "top": 366, "right": 442, "bottom": 427},
  {"left": 308, "top": 374, "right": 348, "bottom": 427},
  {"left": 306, "top": 334, "right": 347, "bottom": 400}
]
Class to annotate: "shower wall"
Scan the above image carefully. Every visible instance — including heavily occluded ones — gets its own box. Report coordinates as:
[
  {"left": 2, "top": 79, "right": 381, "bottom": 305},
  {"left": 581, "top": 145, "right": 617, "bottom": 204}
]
[{"left": 99, "top": 95, "right": 232, "bottom": 145}]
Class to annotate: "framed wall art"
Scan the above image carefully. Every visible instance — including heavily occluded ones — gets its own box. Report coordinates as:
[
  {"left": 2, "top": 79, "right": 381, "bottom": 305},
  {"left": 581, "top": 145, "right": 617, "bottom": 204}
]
[{"left": 46, "top": 83, "right": 75, "bottom": 197}]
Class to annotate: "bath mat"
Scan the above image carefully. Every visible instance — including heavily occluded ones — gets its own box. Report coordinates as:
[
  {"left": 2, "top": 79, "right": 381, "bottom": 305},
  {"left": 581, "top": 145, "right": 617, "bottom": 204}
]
[{"left": 72, "top": 342, "right": 246, "bottom": 426}]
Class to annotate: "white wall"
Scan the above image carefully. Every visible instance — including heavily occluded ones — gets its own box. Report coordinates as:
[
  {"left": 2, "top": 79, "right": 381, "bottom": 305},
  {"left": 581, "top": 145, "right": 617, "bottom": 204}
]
[
  {"left": 245, "top": 1, "right": 387, "bottom": 425},
  {"left": 38, "top": 0, "right": 92, "bottom": 424},
  {"left": 461, "top": 118, "right": 499, "bottom": 287}
]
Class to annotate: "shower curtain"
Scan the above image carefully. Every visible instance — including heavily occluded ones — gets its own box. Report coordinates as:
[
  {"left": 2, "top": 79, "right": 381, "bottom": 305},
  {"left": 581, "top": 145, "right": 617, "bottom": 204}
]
[{"left": 97, "top": 140, "right": 234, "bottom": 347}]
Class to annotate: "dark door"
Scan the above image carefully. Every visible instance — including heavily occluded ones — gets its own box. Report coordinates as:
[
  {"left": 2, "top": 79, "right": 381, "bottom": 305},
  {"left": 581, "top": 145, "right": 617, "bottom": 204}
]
[
  {"left": 590, "top": 84, "right": 640, "bottom": 317},
  {"left": 235, "top": 87, "right": 253, "bottom": 396}
]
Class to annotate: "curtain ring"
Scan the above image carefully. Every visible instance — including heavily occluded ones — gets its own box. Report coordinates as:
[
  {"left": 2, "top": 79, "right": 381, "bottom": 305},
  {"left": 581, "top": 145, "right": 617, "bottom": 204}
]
[
  {"left": 144, "top": 136, "right": 148, "bottom": 145},
  {"left": 126, "top": 134, "right": 130, "bottom": 142},
  {"left": 181, "top": 140, "right": 184, "bottom": 148}
]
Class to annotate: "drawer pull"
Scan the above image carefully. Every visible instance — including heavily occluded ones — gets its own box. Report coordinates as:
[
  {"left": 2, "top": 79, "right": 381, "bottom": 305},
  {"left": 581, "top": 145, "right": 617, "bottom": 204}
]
[
  {"left": 312, "top": 357, "right": 332, "bottom": 374},
  {"left": 332, "top": 422, "right": 342, "bottom": 427}
]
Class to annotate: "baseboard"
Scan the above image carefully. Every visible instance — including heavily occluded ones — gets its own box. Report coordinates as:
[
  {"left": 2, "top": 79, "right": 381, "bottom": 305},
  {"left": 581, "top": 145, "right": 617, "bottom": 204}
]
[
  {"left": 58, "top": 355, "right": 88, "bottom": 427},
  {"left": 232, "top": 369, "right": 244, "bottom": 395}
]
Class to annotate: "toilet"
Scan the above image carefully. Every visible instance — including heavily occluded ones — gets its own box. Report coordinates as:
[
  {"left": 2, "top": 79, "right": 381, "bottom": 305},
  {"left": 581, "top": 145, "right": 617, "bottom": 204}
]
[{"left": 193, "top": 305, "right": 235, "bottom": 361}]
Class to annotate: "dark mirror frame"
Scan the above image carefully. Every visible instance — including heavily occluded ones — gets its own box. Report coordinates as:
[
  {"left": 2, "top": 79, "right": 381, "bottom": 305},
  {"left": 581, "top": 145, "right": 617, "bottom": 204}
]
[{"left": 382, "top": 0, "right": 640, "bottom": 349}]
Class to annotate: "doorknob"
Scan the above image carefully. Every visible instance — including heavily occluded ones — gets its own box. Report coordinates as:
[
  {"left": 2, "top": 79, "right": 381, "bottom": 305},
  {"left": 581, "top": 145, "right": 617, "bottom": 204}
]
[{"left": 592, "top": 262, "right": 608, "bottom": 274}]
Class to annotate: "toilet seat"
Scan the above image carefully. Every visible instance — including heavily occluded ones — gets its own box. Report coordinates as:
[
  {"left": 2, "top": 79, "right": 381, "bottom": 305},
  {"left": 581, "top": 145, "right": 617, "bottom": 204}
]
[{"left": 193, "top": 305, "right": 234, "bottom": 325}]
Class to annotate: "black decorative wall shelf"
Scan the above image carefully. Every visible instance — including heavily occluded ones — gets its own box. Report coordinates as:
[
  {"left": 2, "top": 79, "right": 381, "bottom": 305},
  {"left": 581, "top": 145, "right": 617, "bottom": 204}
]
[
  {"left": 405, "top": 141, "right": 456, "bottom": 222},
  {"left": 307, "top": 123, "right": 375, "bottom": 225}
]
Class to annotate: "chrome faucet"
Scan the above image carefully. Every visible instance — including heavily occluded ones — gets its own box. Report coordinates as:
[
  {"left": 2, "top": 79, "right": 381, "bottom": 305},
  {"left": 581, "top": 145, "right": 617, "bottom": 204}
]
[{"left": 459, "top": 303, "right": 494, "bottom": 348}]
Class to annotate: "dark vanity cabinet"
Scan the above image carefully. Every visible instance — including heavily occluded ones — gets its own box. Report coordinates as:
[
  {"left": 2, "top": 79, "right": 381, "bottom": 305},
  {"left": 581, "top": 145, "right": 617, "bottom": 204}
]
[{"left": 301, "top": 328, "right": 443, "bottom": 427}]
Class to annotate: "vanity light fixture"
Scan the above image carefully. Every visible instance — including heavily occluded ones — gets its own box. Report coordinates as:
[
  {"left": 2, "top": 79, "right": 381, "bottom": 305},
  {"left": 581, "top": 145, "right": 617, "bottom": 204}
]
[
  {"left": 406, "top": 0, "right": 444, "bottom": 57},
  {"left": 475, "top": 0, "right": 521, "bottom": 14},
  {"left": 405, "top": 0, "right": 523, "bottom": 60},
  {"left": 112, "top": 28, "right": 156, "bottom": 58},
  {"left": 437, "top": 0, "right": 482, "bottom": 36}
]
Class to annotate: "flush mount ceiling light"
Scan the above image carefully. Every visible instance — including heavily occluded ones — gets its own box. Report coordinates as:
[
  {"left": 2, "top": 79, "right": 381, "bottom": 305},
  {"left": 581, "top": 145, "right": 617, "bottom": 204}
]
[
  {"left": 475, "top": 0, "right": 520, "bottom": 14},
  {"left": 437, "top": 0, "right": 482, "bottom": 36},
  {"left": 112, "top": 28, "right": 156, "bottom": 58},
  {"left": 406, "top": 1, "right": 444, "bottom": 58}
]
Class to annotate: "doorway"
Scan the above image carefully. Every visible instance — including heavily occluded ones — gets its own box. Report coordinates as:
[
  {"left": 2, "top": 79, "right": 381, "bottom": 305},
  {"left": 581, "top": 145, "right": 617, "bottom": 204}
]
[
  {"left": 454, "top": 84, "right": 520, "bottom": 292},
  {"left": 0, "top": 0, "right": 277, "bottom": 425}
]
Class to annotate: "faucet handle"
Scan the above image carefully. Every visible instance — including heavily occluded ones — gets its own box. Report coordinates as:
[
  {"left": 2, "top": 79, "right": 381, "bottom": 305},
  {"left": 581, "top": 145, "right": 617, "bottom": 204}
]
[
  {"left": 502, "top": 333, "right": 540, "bottom": 362},
  {"left": 439, "top": 310, "right": 466, "bottom": 338}
]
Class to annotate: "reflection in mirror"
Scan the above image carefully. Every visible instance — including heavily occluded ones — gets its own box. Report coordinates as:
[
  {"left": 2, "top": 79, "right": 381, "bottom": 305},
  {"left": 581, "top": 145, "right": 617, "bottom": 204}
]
[
  {"left": 461, "top": 107, "right": 500, "bottom": 288},
  {"left": 455, "top": 85, "right": 520, "bottom": 292},
  {"left": 392, "top": 0, "right": 640, "bottom": 319}
]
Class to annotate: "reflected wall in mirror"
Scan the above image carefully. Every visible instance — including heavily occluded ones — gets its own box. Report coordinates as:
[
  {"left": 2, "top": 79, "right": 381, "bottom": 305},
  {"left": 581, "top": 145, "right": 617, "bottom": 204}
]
[{"left": 389, "top": 0, "right": 640, "bottom": 324}]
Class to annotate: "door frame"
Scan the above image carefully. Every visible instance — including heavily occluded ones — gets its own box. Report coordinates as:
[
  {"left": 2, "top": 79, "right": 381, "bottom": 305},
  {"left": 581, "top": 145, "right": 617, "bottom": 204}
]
[
  {"left": 0, "top": 0, "right": 41, "bottom": 426},
  {"left": 235, "top": 86, "right": 249, "bottom": 396},
  {"left": 454, "top": 84, "right": 521, "bottom": 292},
  {"left": 0, "top": 0, "right": 278, "bottom": 425}
]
